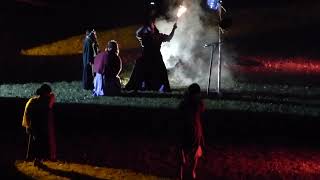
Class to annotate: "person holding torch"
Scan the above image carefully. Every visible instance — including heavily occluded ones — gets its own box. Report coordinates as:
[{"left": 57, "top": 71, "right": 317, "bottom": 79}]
[{"left": 126, "top": 8, "right": 181, "bottom": 92}]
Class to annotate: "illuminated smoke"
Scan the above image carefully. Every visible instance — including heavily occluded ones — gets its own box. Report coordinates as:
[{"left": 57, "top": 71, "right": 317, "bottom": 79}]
[
  {"left": 176, "top": 5, "right": 187, "bottom": 18},
  {"left": 156, "top": 0, "right": 237, "bottom": 90}
]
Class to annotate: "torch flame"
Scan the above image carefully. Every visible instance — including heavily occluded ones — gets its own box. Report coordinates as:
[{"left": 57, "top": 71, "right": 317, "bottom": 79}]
[{"left": 177, "top": 5, "right": 187, "bottom": 18}]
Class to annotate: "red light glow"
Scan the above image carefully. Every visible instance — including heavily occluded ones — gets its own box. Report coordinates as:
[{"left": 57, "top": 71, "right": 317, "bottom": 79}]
[{"left": 233, "top": 56, "right": 320, "bottom": 75}]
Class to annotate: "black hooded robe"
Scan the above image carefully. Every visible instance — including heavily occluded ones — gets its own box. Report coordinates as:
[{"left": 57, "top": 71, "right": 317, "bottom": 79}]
[
  {"left": 125, "top": 25, "right": 172, "bottom": 92},
  {"left": 82, "top": 36, "right": 98, "bottom": 90}
]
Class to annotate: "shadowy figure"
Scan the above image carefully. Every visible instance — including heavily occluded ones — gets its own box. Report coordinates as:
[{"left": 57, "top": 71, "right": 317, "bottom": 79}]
[
  {"left": 178, "top": 83, "right": 205, "bottom": 180},
  {"left": 82, "top": 29, "right": 99, "bottom": 90},
  {"left": 22, "top": 84, "right": 56, "bottom": 164},
  {"left": 0, "top": 161, "right": 35, "bottom": 180},
  {"left": 93, "top": 40, "right": 122, "bottom": 96},
  {"left": 125, "top": 14, "right": 177, "bottom": 92}
]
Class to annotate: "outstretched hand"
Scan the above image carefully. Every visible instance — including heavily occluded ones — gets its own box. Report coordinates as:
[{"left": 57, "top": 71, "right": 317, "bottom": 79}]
[{"left": 173, "top": 22, "right": 177, "bottom": 30}]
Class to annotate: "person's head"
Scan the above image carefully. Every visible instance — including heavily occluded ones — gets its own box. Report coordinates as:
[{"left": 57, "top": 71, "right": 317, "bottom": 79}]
[
  {"left": 187, "top": 83, "right": 201, "bottom": 96},
  {"left": 184, "top": 83, "right": 201, "bottom": 101},
  {"left": 144, "top": 1, "right": 157, "bottom": 24},
  {"left": 106, "top": 40, "right": 119, "bottom": 55},
  {"left": 85, "top": 29, "right": 91, "bottom": 36},
  {"left": 36, "top": 83, "right": 52, "bottom": 97},
  {"left": 86, "top": 29, "right": 97, "bottom": 40},
  {"left": 147, "top": 14, "right": 156, "bottom": 24},
  {"left": 36, "top": 83, "right": 55, "bottom": 108},
  {"left": 143, "top": 7, "right": 157, "bottom": 31}
]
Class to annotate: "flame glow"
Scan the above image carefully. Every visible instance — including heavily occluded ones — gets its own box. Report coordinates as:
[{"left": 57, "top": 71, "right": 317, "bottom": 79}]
[{"left": 177, "top": 5, "right": 187, "bottom": 18}]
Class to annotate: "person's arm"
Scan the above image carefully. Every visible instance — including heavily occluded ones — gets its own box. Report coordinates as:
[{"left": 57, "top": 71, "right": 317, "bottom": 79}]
[
  {"left": 48, "top": 93, "right": 55, "bottom": 109},
  {"left": 136, "top": 26, "right": 151, "bottom": 47},
  {"left": 94, "top": 41, "right": 100, "bottom": 55},
  {"left": 89, "top": 42, "right": 95, "bottom": 65},
  {"left": 117, "top": 56, "right": 122, "bottom": 77},
  {"left": 136, "top": 26, "right": 144, "bottom": 40},
  {"left": 22, "top": 97, "right": 37, "bottom": 134},
  {"left": 162, "top": 22, "right": 177, "bottom": 42},
  {"left": 22, "top": 98, "right": 34, "bottom": 129}
]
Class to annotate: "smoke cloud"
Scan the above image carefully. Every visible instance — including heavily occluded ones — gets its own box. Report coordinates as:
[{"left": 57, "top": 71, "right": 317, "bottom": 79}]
[{"left": 156, "top": 0, "right": 237, "bottom": 91}]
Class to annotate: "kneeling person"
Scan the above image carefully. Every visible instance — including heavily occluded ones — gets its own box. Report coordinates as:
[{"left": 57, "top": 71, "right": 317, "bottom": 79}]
[{"left": 93, "top": 40, "right": 122, "bottom": 96}]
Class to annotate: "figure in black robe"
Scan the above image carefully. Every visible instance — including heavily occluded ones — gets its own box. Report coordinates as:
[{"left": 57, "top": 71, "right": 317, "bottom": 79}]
[
  {"left": 125, "top": 16, "right": 177, "bottom": 92},
  {"left": 82, "top": 29, "right": 99, "bottom": 90}
]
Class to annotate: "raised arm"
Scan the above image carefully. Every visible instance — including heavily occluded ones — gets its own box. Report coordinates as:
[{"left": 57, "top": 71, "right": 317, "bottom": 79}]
[{"left": 163, "top": 22, "right": 177, "bottom": 42}]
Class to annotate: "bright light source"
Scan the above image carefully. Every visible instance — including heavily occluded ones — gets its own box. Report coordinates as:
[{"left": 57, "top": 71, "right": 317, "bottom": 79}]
[
  {"left": 177, "top": 5, "right": 187, "bottom": 18},
  {"left": 207, "top": 0, "right": 220, "bottom": 11}
]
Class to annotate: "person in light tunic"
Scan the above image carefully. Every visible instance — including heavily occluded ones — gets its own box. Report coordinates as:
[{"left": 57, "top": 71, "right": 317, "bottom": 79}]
[{"left": 22, "top": 84, "right": 56, "bottom": 164}]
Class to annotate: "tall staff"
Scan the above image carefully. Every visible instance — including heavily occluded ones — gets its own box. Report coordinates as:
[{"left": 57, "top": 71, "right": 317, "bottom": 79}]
[
  {"left": 217, "top": 3, "right": 222, "bottom": 94},
  {"left": 206, "top": 0, "right": 226, "bottom": 95}
]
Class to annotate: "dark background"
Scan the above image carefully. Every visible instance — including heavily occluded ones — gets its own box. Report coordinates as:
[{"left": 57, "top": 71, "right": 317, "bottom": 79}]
[{"left": 4, "top": 0, "right": 318, "bottom": 57}]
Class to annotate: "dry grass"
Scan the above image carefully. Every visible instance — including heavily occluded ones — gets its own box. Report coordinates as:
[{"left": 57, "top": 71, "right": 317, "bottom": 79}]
[
  {"left": 15, "top": 161, "right": 172, "bottom": 180},
  {"left": 20, "top": 25, "right": 140, "bottom": 56}
]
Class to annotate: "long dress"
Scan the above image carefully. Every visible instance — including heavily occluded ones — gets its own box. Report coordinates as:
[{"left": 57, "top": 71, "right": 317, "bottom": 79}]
[
  {"left": 125, "top": 24, "right": 172, "bottom": 92},
  {"left": 104, "top": 53, "right": 122, "bottom": 95},
  {"left": 178, "top": 97, "right": 205, "bottom": 159}
]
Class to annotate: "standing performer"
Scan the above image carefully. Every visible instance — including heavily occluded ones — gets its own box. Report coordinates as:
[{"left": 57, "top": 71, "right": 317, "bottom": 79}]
[
  {"left": 22, "top": 84, "right": 56, "bottom": 165},
  {"left": 82, "top": 29, "right": 99, "bottom": 90},
  {"left": 178, "top": 83, "right": 205, "bottom": 180},
  {"left": 125, "top": 15, "right": 177, "bottom": 92}
]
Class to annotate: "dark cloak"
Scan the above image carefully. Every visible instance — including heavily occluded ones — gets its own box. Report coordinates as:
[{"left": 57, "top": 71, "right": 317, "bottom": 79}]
[
  {"left": 125, "top": 25, "right": 173, "bottom": 92},
  {"left": 82, "top": 35, "right": 98, "bottom": 90}
]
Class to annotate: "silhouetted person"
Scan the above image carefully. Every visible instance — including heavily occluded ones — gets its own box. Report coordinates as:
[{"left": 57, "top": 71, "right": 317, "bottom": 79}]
[
  {"left": 104, "top": 40, "right": 122, "bottom": 95},
  {"left": 178, "top": 83, "right": 205, "bottom": 180},
  {"left": 82, "top": 29, "right": 99, "bottom": 90},
  {"left": 93, "top": 40, "right": 122, "bottom": 96},
  {"left": 22, "top": 84, "right": 56, "bottom": 165},
  {"left": 125, "top": 15, "right": 177, "bottom": 92}
]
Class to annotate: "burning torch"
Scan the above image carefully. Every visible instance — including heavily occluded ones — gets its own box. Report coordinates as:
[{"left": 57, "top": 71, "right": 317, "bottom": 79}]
[
  {"left": 172, "top": 5, "right": 187, "bottom": 33},
  {"left": 176, "top": 5, "right": 187, "bottom": 20}
]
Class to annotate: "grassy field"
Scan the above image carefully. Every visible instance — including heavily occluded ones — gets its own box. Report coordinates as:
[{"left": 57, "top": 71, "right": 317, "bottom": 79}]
[{"left": 0, "top": 80, "right": 319, "bottom": 117}]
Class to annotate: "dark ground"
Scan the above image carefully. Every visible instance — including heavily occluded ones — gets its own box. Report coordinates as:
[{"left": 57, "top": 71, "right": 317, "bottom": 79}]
[{"left": 1, "top": 97, "right": 320, "bottom": 179}]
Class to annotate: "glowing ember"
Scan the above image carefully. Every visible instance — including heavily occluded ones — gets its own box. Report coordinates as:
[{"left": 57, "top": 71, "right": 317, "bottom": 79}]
[{"left": 177, "top": 5, "right": 187, "bottom": 18}]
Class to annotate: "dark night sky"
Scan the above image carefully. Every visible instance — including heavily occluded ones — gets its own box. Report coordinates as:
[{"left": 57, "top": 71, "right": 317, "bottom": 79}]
[
  {"left": 13, "top": 0, "right": 317, "bottom": 21},
  {"left": 14, "top": 0, "right": 314, "bottom": 8},
  {"left": 6, "top": 0, "right": 319, "bottom": 57},
  {"left": 13, "top": 0, "right": 319, "bottom": 21}
]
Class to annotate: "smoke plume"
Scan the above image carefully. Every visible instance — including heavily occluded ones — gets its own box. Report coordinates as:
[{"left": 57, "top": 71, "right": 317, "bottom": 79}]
[{"left": 156, "top": 0, "right": 236, "bottom": 91}]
